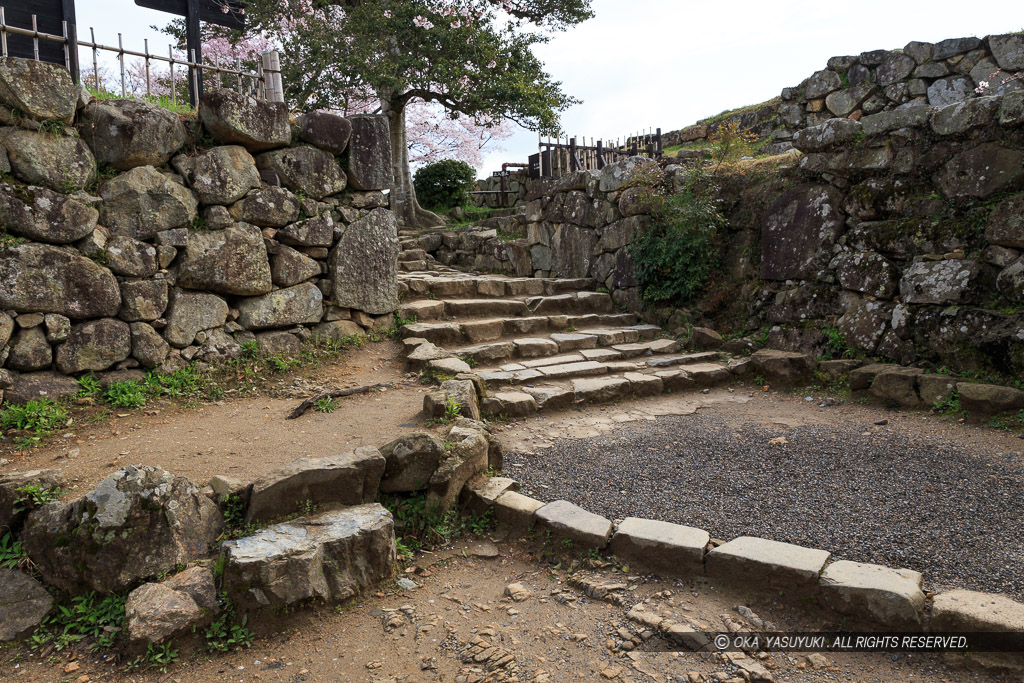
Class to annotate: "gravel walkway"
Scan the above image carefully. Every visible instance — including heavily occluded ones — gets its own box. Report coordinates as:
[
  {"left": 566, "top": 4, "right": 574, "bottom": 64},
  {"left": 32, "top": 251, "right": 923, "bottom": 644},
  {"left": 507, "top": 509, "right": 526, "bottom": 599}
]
[{"left": 506, "top": 413, "right": 1024, "bottom": 600}]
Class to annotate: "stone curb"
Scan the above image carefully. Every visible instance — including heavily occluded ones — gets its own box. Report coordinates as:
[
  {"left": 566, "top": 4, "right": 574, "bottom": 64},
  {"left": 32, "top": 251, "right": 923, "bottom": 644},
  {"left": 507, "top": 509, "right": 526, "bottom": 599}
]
[{"left": 476, "top": 480, "right": 1024, "bottom": 641}]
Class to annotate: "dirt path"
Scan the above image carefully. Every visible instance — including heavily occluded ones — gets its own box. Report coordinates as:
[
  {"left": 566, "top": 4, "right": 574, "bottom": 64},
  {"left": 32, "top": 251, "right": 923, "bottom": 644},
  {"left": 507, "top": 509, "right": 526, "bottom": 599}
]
[
  {"left": 1, "top": 539, "right": 1000, "bottom": 682},
  {"left": 0, "top": 342, "right": 434, "bottom": 493}
]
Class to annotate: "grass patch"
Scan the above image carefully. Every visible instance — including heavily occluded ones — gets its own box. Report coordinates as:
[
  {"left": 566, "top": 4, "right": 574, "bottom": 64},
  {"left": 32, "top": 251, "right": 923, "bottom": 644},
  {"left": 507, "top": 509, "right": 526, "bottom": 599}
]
[
  {"left": 87, "top": 86, "right": 195, "bottom": 116},
  {"left": 378, "top": 491, "right": 494, "bottom": 554},
  {"left": 30, "top": 592, "right": 126, "bottom": 652}
]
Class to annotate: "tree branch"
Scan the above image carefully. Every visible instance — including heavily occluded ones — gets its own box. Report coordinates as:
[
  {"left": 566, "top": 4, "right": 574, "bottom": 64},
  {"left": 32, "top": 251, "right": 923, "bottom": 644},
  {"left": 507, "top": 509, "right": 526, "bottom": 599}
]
[{"left": 287, "top": 382, "right": 396, "bottom": 419}]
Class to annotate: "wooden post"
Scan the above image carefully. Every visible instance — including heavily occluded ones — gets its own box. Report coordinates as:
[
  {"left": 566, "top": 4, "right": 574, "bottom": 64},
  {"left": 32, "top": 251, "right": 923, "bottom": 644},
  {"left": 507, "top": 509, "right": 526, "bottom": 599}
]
[
  {"left": 596, "top": 139, "right": 604, "bottom": 169},
  {"left": 656, "top": 127, "right": 662, "bottom": 156},
  {"left": 185, "top": 0, "right": 202, "bottom": 106},
  {"left": 569, "top": 137, "right": 578, "bottom": 172},
  {"left": 261, "top": 50, "right": 284, "bottom": 102}
]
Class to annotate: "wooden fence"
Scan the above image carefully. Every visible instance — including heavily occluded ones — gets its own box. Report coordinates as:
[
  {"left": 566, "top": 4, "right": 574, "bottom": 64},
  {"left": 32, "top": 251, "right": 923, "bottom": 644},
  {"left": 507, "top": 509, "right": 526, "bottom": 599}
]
[{"left": 529, "top": 129, "right": 662, "bottom": 180}]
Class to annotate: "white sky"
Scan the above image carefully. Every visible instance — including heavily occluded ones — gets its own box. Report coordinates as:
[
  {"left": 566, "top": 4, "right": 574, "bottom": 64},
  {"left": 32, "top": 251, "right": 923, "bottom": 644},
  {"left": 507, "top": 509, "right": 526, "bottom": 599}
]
[{"left": 72, "top": 0, "right": 1023, "bottom": 177}]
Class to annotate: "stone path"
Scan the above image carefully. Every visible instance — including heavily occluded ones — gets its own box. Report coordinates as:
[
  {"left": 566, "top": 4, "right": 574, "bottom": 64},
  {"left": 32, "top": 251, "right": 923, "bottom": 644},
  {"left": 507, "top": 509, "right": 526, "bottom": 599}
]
[{"left": 394, "top": 254, "right": 751, "bottom": 418}]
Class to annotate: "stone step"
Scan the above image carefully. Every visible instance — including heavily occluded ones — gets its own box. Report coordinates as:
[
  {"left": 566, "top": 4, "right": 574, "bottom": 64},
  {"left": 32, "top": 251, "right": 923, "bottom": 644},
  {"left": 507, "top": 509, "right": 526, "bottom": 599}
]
[
  {"left": 400, "top": 314, "right": 640, "bottom": 345},
  {"left": 400, "top": 274, "right": 595, "bottom": 299},
  {"left": 451, "top": 328, "right": 672, "bottom": 365},
  {"left": 525, "top": 292, "right": 613, "bottom": 315},
  {"left": 443, "top": 299, "right": 531, "bottom": 318},
  {"left": 477, "top": 356, "right": 732, "bottom": 389}
]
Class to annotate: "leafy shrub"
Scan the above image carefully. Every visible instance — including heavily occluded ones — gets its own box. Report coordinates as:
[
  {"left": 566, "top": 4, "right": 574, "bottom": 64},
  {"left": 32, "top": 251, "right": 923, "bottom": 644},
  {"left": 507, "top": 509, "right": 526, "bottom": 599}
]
[
  {"left": 413, "top": 159, "right": 477, "bottom": 210},
  {"left": 0, "top": 399, "right": 68, "bottom": 434},
  {"left": 103, "top": 380, "right": 148, "bottom": 409},
  {"left": 631, "top": 165, "right": 723, "bottom": 305}
]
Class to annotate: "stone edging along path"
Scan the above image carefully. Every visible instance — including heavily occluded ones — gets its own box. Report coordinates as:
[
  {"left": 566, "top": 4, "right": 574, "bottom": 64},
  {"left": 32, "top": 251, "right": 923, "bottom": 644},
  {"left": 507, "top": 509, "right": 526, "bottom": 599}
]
[{"left": 464, "top": 475, "right": 1024, "bottom": 663}]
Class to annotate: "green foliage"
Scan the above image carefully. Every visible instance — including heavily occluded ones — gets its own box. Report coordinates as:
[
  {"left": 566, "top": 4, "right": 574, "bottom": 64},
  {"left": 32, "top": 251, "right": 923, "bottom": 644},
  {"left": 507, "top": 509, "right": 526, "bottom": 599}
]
[
  {"left": 708, "top": 120, "right": 759, "bottom": 169},
  {"left": 444, "top": 396, "right": 463, "bottom": 421},
  {"left": 13, "top": 483, "right": 65, "bottom": 513},
  {"left": 631, "top": 165, "right": 723, "bottom": 305},
  {"left": 0, "top": 532, "right": 25, "bottom": 569},
  {"left": 202, "top": 592, "right": 254, "bottom": 652},
  {"left": 32, "top": 592, "right": 126, "bottom": 651},
  {"left": 103, "top": 380, "right": 148, "bottom": 409},
  {"left": 131, "top": 642, "right": 179, "bottom": 672},
  {"left": 378, "top": 492, "right": 490, "bottom": 551},
  {"left": 820, "top": 326, "right": 853, "bottom": 360},
  {"left": 314, "top": 397, "right": 339, "bottom": 413},
  {"left": 220, "top": 495, "right": 258, "bottom": 540},
  {"left": 933, "top": 389, "right": 964, "bottom": 417},
  {"left": 414, "top": 160, "right": 477, "bottom": 210},
  {"left": 76, "top": 374, "right": 103, "bottom": 398},
  {"left": 1, "top": 399, "right": 68, "bottom": 448}
]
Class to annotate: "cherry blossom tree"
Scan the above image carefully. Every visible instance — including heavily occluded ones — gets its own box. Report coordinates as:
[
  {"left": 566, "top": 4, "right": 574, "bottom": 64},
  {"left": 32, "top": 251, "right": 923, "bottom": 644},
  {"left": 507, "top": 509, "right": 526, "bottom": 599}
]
[{"left": 199, "top": 0, "right": 593, "bottom": 226}]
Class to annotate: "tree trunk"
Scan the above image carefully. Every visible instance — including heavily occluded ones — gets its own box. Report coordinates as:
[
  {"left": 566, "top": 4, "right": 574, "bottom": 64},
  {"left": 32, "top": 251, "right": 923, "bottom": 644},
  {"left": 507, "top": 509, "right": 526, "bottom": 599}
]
[{"left": 381, "top": 96, "right": 443, "bottom": 228}]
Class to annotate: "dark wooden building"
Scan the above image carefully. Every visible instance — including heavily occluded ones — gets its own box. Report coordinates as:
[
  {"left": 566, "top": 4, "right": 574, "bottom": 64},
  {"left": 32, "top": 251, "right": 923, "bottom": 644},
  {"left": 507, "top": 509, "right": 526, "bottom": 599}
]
[{"left": 1, "top": 0, "right": 78, "bottom": 79}]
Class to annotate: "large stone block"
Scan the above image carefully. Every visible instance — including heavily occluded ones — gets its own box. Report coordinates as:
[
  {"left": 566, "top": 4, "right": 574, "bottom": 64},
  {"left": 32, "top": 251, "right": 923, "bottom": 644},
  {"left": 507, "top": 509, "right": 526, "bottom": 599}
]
[
  {"left": 0, "top": 183, "right": 98, "bottom": 244},
  {"left": 271, "top": 244, "right": 321, "bottom": 287},
  {"left": 760, "top": 184, "right": 844, "bottom": 280},
  {"left": 0, "top": 569, "right": 53, "bottom": 642},
  {"left": 609, "top": 518, "right": 709, "bottom": 576},
  {"left": 0, "top": 57, "right": 77, "bottom": 123},
  {"left": 898, "top": 260, "right": 987, "bottom": 304},
  {"left": 99, "top": 165, "right": 198, "bottom": 239},
  {"left": 869, "top": 367, "right": 923, "bottom": 407},
  {"left": 427, "top": 424, "right": 489, "bottom": 513},
  {"left": 0, "top": 242, "right": 120, "bottom": 318},
  {"left": 986, "top": 193, "right": 1024, "bottom": 249},
  {"left": 535, "top": 500, "right": 612, "bottom": 549},
  {"left": 935, "top": 144, "right": 1024, "bottom": 199},
  {"left": 236, "top": 282, "right": 324, "bottom": 330},
  {"left": 173, "top": 145, "right": 262, "bottom": 205},
  {"left": 22, "top": 465, "right": 223, "bottom": 594},
  {"left": 0, "top": 468, "right": 64, "bottom": 533},
  {"left": 819, "top": 560, "right": 925, "bottom": 628},
  {"left": 245, "top": 447, "right": 386, "bottom": 524},
  {"left": 229, "top": 186, "right": 300, "bottom": 227},
  {"left": 223, "top": 504, "right": 394, "bottom": 609},
  {"left": 830, "top": 250, "right": 898, "bottom": 299},
  {"left": 163, "top": 290, "right": 229, "bottom": 348},
  {"left": 329, "top": 208, "right": 399, "bottom": 314},
  {"left": 298, "top": 111, "right": 352, "bottom": 155},
  {"left": 706, "top": 536, "right": 830, "bottom": 589},
  {"left": 199, "top": 89, "right": 290, "bottom": 152},
  {"left": 379, "top": 432, "right": 445, "bottom": 493},
  {"left": 175, "top": 224, "right": 272, "bottom": 296},
  {"left": 80, "top": 99, "right": 188, "bottom": 170},
  {"left": 119, "top": 279, "right": 169, "bottom": 322},
  {"left": 345, "top": 115, "right": 392, "bottom": 191},
  {"left": 749, "top": 349, "right": 815, "bottom": 383},
  {"left": 125, "top": 582, "right": 203, "bottom": 646},
  {"left": 792, "top": 118, "right": 862, "bottom": 153},
  {"left": 257, "top": 146, "right": 347, "bottom": 199},
  {"left": 0, "top": 127, "right": 95, "bottom": 192},
  {"left": 55, "top": 318, "right": 131, "bottom": 374}
]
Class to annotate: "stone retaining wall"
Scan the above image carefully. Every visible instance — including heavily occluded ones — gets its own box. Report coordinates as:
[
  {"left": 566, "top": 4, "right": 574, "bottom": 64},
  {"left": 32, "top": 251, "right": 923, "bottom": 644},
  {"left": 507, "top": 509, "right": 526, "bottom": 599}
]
[
  {"left": 661, "top": 32, "right": 1024, "bottom": 156},
  {"left": 0, "top": 58, "right": 400, "bottom": 405}
]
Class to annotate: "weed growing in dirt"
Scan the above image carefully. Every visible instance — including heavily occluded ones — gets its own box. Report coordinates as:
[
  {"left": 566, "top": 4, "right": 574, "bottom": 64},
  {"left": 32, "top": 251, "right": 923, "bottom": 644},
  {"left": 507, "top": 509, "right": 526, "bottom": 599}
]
[
  {"left": 379, "top": 492, "right": 495, "bottom": 553},
  {"left": 220, "top": 495, "right": 258, "bottom": 540},
  {"left": 103, "top": 380, "right": 148, "bottom": 409},
  {"left": 0, "top": 532, "right": 25, "bottom": 569},
  {"left": 202, "top": 593, "right": 253, "bottom": 652},
  {"left": 0, "top": 399, "right": 68, "bottom": 448},
  {"left": 31, "top": 592, "right": 126, "bottom": 651},
  {"left": 933, "top": 390, "right": 965, "bottom": 418},
  {"left": 313, "top": 397, "right": 338, "bottom": 413},
  {"left": 444, "top": 397, "right": 463, "bottom": 421},
  {"left": 12, "top": 483, "right": 65, "bottom": 513},
  {"left": 76, "top": 374, "right": 103, "bottom": 399}
]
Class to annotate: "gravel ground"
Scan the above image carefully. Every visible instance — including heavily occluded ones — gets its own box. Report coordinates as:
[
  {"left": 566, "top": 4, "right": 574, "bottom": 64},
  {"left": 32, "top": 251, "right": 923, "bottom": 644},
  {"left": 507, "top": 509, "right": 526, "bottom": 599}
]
[{"left": 506, "top": 412, "right": 1024, "bottom": 600}]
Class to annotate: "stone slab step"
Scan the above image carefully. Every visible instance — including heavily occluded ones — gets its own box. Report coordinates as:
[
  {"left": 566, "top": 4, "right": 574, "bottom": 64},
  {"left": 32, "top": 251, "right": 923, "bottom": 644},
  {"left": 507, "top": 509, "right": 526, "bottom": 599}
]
[
  {"left": 613, "top": 339, "right": 682, "bottom": 358},
  {"left": 397, "top": 299, "right": 445, "bottom": 321},
  {"left": 443, "top": 299, "right": 531, "bottom": 318},
  {"left": 399, "top": 274, "right": 596, "bottom": 299},
  {"left": 403, "top": 314, "right": 642, "bottom": 347},
  {"left": 525, "top": 292, "right": 613, "bottom": 315}
]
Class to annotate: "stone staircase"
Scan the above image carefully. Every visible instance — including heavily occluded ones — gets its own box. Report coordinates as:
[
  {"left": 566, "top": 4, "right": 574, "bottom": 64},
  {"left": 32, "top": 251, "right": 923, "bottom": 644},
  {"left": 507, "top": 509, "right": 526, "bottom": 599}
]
[{"left": 395, "top": 247, "right": 742, "bottom": 417}]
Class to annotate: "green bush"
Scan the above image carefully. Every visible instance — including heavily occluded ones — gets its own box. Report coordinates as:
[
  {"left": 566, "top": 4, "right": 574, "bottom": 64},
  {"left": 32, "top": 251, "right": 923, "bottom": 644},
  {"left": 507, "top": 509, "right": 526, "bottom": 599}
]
[
  {"left": 630, "top": 165, "right": 723, "bottom": 304},
  {"left": 413, "top": 159, "right": 477, "bottom": 210}
]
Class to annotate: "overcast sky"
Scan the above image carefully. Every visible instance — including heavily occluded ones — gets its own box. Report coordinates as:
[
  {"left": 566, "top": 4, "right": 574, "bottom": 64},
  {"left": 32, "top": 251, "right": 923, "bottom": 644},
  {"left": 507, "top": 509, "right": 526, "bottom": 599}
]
[{"left": 73, "top": 0, "right": 1022, "bottom": 176}]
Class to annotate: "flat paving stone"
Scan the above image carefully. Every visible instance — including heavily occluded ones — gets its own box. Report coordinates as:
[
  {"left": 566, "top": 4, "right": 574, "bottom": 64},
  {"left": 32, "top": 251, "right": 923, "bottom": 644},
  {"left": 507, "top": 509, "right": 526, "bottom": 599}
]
[
  {"left": 624, "top": 372, "right": 664, "bottom": 396},
  {"left": 484, "top": 391, "right": 537, "bottom": 417},
  {"left": 520, "top": 353, "right": 585, "bottom": 369},
  {"left": 580, "top": 348, "right": 622, "bottom": 361},
  {"left": 493, "top": 491, "right": 545, "bottom": 532},
  {"left": 682, "top": 363, "right": 731, "bottom": 385},
  {"left": 514, "top": 337, "right": 560, "bottom": 357},
  {"left": 819, "top": 560, "right": 925, "bottom": 628},
  {"left": 550, "top": 333, "right": 598, "bottom": 352},
  {"left": 609, "top": 517, "right": 710, "bottom": 576},
  {"left": 427, "top": 357, "right": 472, "bottom": 374},
  {"left": 523, "top": 385, "right": 575, "bottom": 410},
  {"left": 538, "top": 361, "right": 608, "bottom": 379},
  {"left": 572, "top": 376, "right": 630, "bottom": 402},
  {"left": 706, "top": 536, "right": 831, "bottom": 589},
  {"left": 535, "top": 500, "right": 613, "bottom": 548}
]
